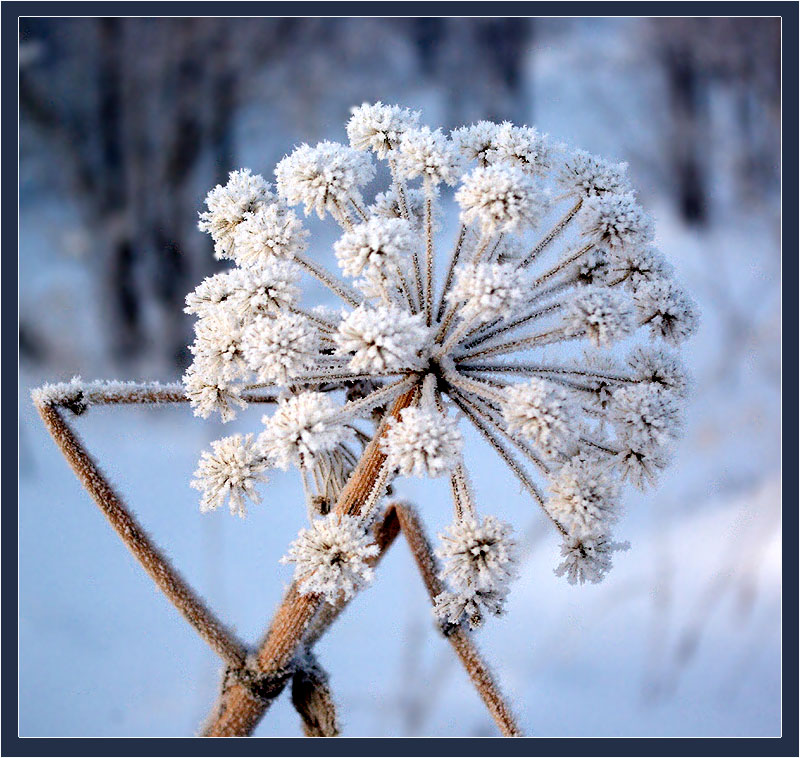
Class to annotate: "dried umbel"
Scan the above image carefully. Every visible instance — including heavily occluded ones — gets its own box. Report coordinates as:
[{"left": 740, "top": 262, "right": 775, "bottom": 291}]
[{"left": 188, "top": 102, "right": 697, "bottom": 632}]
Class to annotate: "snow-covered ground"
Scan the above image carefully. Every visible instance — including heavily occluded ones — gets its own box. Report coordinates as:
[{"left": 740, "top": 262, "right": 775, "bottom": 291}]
[{"left": 19, "top": 19, "right": 781, "bottom": 737}]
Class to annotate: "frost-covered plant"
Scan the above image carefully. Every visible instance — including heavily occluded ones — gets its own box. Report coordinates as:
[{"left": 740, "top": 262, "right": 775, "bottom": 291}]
[
  {"left": 187, "top": 103, "right": 697, "bottom": 631},
  {"left": 34, "top": 102, "right": 697, "bottom": 739}
]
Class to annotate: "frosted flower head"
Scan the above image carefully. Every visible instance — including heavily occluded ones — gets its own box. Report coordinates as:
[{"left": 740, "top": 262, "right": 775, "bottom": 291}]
[
  {"left": 488, "top": 122, "right": 555, "bottom": 176},
  {"left": 198, "top": 169, "right": 274, "bottom": 259},
  {"left": 437, "top": 516, "right": 518, "bottom": 594},
  {"left": 381, "top": 405, "right": 463, "bottom": 478},
  {"left": 229, "top": 261, "right": 301, "bottom": 320},
  {"left": 564, "top": 288, "right": 636, "bottom": 347},
  {"left": 451, "top": 121, "right": 498, "bottom": 167},
  {"left": 184, "top": 271, "right": 239, "bottom": 317},
  {"left": 634, "top": 279, "right": 700, "bottom": 346},
  {"left": 456, "top": 164, "right": 548, "bottom": 234},
  {"left": 448, "top": 262, "right": 528, "bottom": 324},
  {"left": 231, "top": 203, "right": 309, "bottom": 266},
  {"left": 334, "top": 218, "right": 419, "bottom": 281},
  {"left": 607, "top": 245, "right": 673, "bottom": 292},
  {"left": 347, "top": 101, "right": 421, "bottom": 157},
  {"left": 186, "top": 104, "right": 697, "bottom": 600},
  {"left": 627, "top": 345, "right": 689, "bottom": 398},
  {"left": 275, "top": 141, "right": 376, "bottom": 219},
  {"left": 558, "top": 149, "right": 630, "bottom": 197},
  {"left": 579, "top": 192, "right": 653, "bottom": 248},
  {"left": 260, "top": 391, "right": 351, "bottom": 470},
  {"left": 335, "top": 305, "right": 430, "bottom": 373},
  {"left": 281, "top": 515, "right": 380, "bottom": 603},
  {"left": 241, "top": 313, "right": 318, "bottom": 386},
  {"left": 554, "top": 534, "right": 629, "bottom": 585},
  {"left": 501, "top": 379, "right": 577, "bottom": 458},
  {"left": 191, "top": 434, "right": 268, "bottom": 518},
  {"left": 548, "top": 456, "right": 621, "bottom": 538},
  {"left": 189, "top": 308, "right": 247, "bottom": 381},
  {"left": 611, "top": 384, "right": 682, "bottom": 451},
  {"left": 395, "top": 127, "right": 463, "bottom": 186}
]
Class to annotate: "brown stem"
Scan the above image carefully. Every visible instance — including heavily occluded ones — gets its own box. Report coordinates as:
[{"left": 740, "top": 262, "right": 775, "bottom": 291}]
[
  {"left": 202, "top": 387, "right": 419, "bottom": 736},
  {"left": 35, "top": 401, "right": 249, "bottom": 669},
  {"left": 392, "top": 504, "right": 523, "bottom": 737}
]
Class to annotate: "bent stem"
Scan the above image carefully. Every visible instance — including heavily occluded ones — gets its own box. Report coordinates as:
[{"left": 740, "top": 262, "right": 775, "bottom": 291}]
[{"left": 35, "top": 399, "right": 249, "bottom": 669}]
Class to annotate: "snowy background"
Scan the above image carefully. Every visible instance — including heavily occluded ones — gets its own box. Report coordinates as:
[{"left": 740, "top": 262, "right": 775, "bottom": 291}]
[{"left": 19, "top": 17, "right": 781, "bottom": 737}]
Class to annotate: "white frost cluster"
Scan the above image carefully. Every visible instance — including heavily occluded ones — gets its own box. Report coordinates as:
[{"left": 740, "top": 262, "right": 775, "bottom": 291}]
[
  {"left": 434, "top": 516, "right": 517, "bottom": 629},
  {"left": 501, "top": 379, "right": 577, "bottom": 458},
  {"left": 183, "top": 103, "right": 696, "bottom": 601},
  {"left": 275, "top": 140, "right": 375, "bottom": 219},
  {"left": 191, "top": 434, "right": 268, "bottom": 518},
  {"left": 448, "top": 262, "right": 528, "bottom": 324},
  {"left": 381, "top": 405, "right": 463, "bottom": 478},
  {"left": 335, "top": 305, "right": 429, "bottom": 373},
  {"left": 456, "top": 164, "right": 548, "bottom": 234},
  {"left": 260, "top": 392, "right": 351, "bottom": 470},
  {"left": 281, "top": 515, "right": 380, "bottom": 602}
]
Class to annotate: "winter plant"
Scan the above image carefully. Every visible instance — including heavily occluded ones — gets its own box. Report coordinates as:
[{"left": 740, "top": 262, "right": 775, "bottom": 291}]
[{"left": 34, "top": 102, "right": 698, "bottom": 737}]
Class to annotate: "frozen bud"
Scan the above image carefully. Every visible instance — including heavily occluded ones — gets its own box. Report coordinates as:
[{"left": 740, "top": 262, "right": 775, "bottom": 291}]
[
  {"left": 334, "top": 217, "right": 418, "bottom": 280},
  {"left": 231, "top": 203, "right": 309, "bottom": 266},
  {"left": 627, "top": 345, "right": 689, "bottom": 398},
  {"left": 554, "top": 533, "right": 629, "bottom": 585},
  {"left": 456, "top": 164, "right": 548, "bottom": 234},
  {"left": 282, "top": 515, "right": 380, "bottom": 603},
  {"left": 501, "top": 379, "right": 578, "bottom": 457},
  {"left": 184, "top": 271, "right": 239, "bottom": 316},
  {"left": 335, "top": 305, "right": 430, "bottom": 373},
  {"left": 191, "top": 434, "right": 268, "bottom": 518},
  {"left": 578, "top": 192, "right": 653, "bottom": 248},
  {"left": 580, "top": 350, "right": 625, "bottom": 413},
  {"left": 198, "top": 169, "right": 274, "bottom": 259},
  {"left": 558, "top": 149, "right": 630, "bottom": 197},
  {"left": 229, "top": 261, "right": 301, "bottom": 321},
  {"left": 433, "top": 588, "right": 506, "bottom": 631},
  {"left": 488, "top": 121, "right": 556, "bottom": 176},
  {"left": 395, "top": 127, "right": 464, "bottom": 186},
  {"left": 189, "top": 308, "right": 248, "bottom": 381},
  {"left": 381, "top": 405, "right": 463, "bottom": 478},
  {"left": 346, "top": 101, "right": 421, "bottom": 157},
  {"left": 564, "top": 287, "right": 636, "bottom": 347},
  {"left": 260, "top": 391, "right": 351, "bottom": 470},
  {"left": 275, "top": 140, "right": 375, "bottom": 219},
  {"left": 607, "top": 245, "right": 672, "bottom": 291},
  {"left": 548, "top": 457, "right": 621, "bottom": 538},
  {"left": 241, "top": 313, "right": 318, "bottom": 385},
  {"left": 437, "top": 516, "right": 518, "bottom": 596},
  {"left": 450, "top": 121, "right": 499, "bottom": 167},
  {"left": 183, "top": 364, "right": 246, "bottom": 422},
  {"left": 448, "top": 262, "right": 528, "bottom": 324},
  {"left": 634, "top": 279, "right": 700, "bottom": 346},
  {"left": 611, "top": 384, "right": 682, "bottom": 451}
]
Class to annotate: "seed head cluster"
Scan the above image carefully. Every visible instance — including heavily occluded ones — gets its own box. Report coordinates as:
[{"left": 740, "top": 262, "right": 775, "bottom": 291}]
[{"left": 187, "top": 103, "right": 697, "bottom": 629}]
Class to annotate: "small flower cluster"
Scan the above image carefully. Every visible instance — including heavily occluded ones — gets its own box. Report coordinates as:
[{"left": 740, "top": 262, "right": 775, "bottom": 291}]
[{"left": 187, "top": 103, "right": 697, "bottom": 625}]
